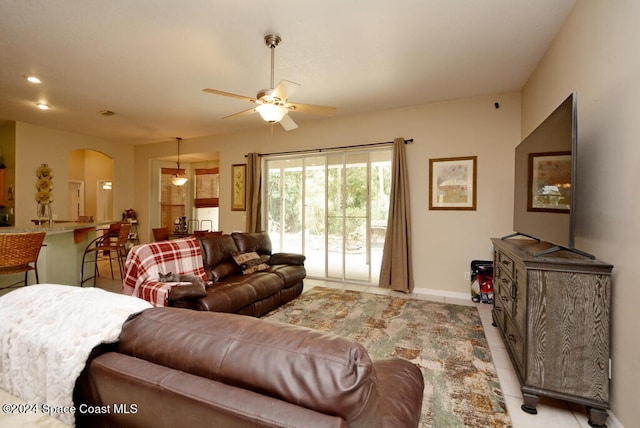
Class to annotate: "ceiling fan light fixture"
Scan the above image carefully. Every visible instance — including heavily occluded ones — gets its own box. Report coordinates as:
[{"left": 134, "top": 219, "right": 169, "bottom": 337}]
[
  {"left": 256, "top": 104, "right": 287, "bottom": 123},
  {"left": 203, "top": 33, "right": 335, "bottom": 131}
]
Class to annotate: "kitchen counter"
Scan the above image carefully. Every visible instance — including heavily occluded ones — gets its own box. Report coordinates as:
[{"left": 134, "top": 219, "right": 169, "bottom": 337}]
[
  {"left": 0, "top": 221, "right": 119, "bottom": 292},
  {"left": 0, "top": 221, "right": 115, "bottom": 235}
]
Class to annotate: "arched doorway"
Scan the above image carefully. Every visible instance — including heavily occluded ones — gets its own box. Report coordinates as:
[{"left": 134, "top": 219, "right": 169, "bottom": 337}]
[{"left": 68, "top": 150, "right": 114, "bottom": 221}]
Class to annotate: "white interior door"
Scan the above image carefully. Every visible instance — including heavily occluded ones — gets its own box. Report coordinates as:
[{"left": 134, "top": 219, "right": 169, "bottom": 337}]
[
  {"left": 68, "top": 181, "right": 84, "bottom": 220},
  {"left": 96, "top": 180, "right": 113, "bottom": 221}
]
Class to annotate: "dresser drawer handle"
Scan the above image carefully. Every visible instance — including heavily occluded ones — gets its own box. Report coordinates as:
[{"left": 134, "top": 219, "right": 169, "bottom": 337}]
[
  {"left": 501, "top": 260, "right": 511, "bottom": 266},
  {"left": 508, "top": 334, "right": 517, "bottom": 343}
]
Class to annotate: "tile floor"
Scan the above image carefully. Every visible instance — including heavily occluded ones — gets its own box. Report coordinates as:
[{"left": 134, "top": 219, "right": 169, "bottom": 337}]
[{"left": 95, "top": 269, "right": 601, "bottom": 428}]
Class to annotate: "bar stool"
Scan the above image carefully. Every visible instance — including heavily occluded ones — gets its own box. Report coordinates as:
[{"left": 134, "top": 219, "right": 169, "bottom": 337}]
[
  {"left": 200, "top": 219, "right": 213, "bottom": 232},
  {"left": 152, "top": 227, "right": 170, "bottom": 242},
  {"left": 81, "top": 223, "right": 131, "bottom": 286},
  {"left": 187, "top": 219, "right": 200, "bottom": 234},
  {"left": 0, "top": 231, "right": 46, "bottom": 289}
]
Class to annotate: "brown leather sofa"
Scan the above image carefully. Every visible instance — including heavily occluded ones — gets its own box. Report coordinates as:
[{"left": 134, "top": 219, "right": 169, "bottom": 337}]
[
  {"left": 172, "top": 232, "right": 306, "bottom": 316},
  {"left": 75, "top": 307, "right": 425, "bottom": 428},
  {"left": 126, "top": 231, "right": 305, "bottom": 316}
]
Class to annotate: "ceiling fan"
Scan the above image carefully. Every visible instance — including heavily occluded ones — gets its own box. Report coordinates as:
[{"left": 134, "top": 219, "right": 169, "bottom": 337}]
[{"left": 203, "top": 34, "right": 336, "bottom": 131}]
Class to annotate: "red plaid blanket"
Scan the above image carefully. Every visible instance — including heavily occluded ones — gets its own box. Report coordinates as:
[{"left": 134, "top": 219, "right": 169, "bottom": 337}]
[{"left": 123, "top": 237, "right": 208, "bottom": 306}]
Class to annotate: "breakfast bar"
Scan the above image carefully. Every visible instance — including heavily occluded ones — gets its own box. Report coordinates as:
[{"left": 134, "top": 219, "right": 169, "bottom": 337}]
[{"left": 0, "top": 221, "right": 116, "bottom": 292}]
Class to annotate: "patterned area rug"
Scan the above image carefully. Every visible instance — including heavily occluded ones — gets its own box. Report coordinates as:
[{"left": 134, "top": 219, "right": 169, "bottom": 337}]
[{"left": 263, "top": 287, "right": 511, "bottom": 428}]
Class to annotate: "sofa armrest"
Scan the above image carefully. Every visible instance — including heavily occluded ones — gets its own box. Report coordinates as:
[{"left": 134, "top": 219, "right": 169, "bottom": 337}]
[
  {"left": 270, "top": 252, "right": 306, "bottom": 266},
  {"left": 168, "top": 284, "right": 207, "bottom": 301},
  {"left": 374, "top": 359, "right": 424, "bottom": 428}
]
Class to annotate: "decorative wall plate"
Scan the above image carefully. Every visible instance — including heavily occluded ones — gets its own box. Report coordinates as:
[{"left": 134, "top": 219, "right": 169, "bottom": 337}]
[
  {"left": 36, "top": 164, "right": 54, "bottom": 179},
  {"left": 35, "top": 191, "right": 53, "bottom": 205},
  {"left": 36, "top": 178, "right": 54, "bottom": 192}
]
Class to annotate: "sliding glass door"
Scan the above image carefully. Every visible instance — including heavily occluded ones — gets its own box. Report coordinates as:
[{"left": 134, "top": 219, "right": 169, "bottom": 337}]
[{"left": 265, "top": 148, "right": 391, "bottom": 284}]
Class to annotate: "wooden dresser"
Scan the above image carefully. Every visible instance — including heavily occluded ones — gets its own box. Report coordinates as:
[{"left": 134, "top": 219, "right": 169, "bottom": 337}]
[{"left": 491, "top": 238, "right": 613, "bottom": 428}]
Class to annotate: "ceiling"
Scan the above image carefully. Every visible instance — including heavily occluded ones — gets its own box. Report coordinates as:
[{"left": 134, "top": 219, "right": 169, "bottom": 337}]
[{"left": 0, "top": 0, "right": 575, "bottom": 145}]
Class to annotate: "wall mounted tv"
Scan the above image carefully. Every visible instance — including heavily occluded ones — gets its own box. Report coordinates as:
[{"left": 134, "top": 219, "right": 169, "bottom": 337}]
[{"left": 508, "top": 93, "right": 591, "bottom": 258}]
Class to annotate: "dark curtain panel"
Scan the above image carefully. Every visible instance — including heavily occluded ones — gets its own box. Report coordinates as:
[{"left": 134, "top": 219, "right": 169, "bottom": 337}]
[
  {"left": 379, "top": 138, "right": 414, "bottom": 292},
  {"left": 245, "top": 153, "right": 262, "bottom": 232}
]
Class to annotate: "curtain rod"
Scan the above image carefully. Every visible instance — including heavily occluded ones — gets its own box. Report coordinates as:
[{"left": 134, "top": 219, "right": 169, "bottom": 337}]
[{"left": 246, "top": 138, "right": 413, "bottom": 158}]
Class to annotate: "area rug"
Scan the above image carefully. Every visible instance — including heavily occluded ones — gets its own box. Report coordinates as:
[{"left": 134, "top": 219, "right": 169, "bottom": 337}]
[{"left": 263, "top": 287, "right": 511, "bottom": 428}]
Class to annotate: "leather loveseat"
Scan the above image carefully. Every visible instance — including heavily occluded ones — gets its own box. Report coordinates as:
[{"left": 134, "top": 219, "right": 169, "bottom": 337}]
[
  {"left": 75, "top": 307, "right": 425, "bottom": 428},
  {"left": 123, "top": 232, "right": 305, "bottom": 317}
]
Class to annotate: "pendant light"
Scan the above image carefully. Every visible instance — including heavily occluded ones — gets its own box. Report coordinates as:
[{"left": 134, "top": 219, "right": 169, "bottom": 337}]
[{"left": 171, "top": 137, "right": 188, "bottom": 186}]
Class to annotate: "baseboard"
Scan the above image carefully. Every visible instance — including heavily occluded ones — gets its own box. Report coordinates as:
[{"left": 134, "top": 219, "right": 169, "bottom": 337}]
[
  {"left": 607, "top": 411, "right": 624, "bottom": 428},
  {"left": 412, "top": 287, "right": 471, "bottom": 302}
]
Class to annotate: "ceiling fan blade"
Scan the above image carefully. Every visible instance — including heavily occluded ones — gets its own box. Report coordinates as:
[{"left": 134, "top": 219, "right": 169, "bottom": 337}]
[
  {"left": 223, "top": 107, "right": 257, "bottom": 120},
  {"left": 287, "top": 102, "right": 337, "bottom": 116},
  {"left": 279, "top": 114, "right": 298, "bottom": 131},
  {"left": 272, "top": 80, "right": 300, "bottom": 102},
  {"left": 203, "top": 88, "right": 256, "bottom": 103}
]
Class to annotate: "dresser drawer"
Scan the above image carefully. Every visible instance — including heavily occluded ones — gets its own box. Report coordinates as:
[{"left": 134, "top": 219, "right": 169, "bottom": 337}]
[
  {"left": 504, "top": 315, "right": 524, "bottom": 376},
  {"left": 495, "top": 270, "right": 514, "bottom": 319},
  {"left": 496, "top": 250, "right": 515, "bottom": 279},
  {"left": 493, "top": 297, "right": 506, "bottom": 330},
  {"left": 512, "top": 266, "right": 527, "bottom": 336}
]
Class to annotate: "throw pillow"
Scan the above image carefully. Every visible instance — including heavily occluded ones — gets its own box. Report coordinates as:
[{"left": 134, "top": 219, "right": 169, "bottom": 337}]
[{"left": 232, "top": 251, "right": 269, "bottom": 275}]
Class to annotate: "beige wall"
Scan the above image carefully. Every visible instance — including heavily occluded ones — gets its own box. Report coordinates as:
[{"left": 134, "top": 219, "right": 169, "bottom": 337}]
[
  {"left": 522, "top": 1, "right": 639, "bottom": 425},
  {"left": 14, "top": 122, "right": 134, "bottom": 227},
  {"left": 135, "top": 92, "right": 521, "bottom": 296}
]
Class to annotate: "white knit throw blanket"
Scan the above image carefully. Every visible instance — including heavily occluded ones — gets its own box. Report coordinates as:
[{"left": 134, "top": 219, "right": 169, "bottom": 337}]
[{"left": 0, "top": 284, "right": 152, "bottom": 426}]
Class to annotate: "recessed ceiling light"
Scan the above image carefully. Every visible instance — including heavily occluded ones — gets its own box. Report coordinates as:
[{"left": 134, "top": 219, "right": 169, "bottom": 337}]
[
  {"left": 27, "top": 76, "right": 42, "bottom": 84},
  {"left": 36, "top": 103, "right": 50, "bottom": 110}
]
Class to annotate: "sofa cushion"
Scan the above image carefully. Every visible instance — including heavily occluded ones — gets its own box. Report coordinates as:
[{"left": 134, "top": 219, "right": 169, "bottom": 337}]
[
  {"left": 208, "top": 261, "right": 240, "bottom": 283},
  {"left": 198, "top": 235, "right": 241, "bottom": 281},
  {"left": 232, "top": 251, "right": 269, "bottom": 274},
  {"left": 118, "top": 308, "right": 382, "bottom": 428},
  {"left": 80, "top": 352, "right": 348, "bottom": 428},
  {"left": 198, "top": 272, "right": 284, "bottom": 313},
  {"left": 231, "top": 232, "right": 272, "bottom": 256}
]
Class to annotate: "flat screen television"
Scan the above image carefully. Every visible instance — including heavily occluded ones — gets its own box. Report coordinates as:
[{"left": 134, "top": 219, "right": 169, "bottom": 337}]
[{"left": 508, "top": 93, "right": 590, "bottom": 258}]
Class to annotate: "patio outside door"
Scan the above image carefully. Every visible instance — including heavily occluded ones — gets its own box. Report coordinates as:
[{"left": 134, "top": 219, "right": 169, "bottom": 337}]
[{"left": 265, "top": 149, "right": 391, "bottom": 284}]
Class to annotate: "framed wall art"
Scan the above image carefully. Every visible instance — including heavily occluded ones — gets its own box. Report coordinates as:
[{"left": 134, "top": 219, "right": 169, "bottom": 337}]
[
  {"left": 231, "top": 163, "right": 246, "bottom": 211},
  {"left": 527, "top": 151, "right": 571, "bottom": 212},
  {"left": 429, "top": 156, "right": 477, "bottom": 210}
]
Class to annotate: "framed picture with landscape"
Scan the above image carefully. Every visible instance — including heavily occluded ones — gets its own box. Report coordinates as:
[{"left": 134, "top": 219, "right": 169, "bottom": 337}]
[
  {"left": 231, "top": 164, "right": 246, "bottom": 211},
  {"left": 429, "top": 156, "right": 477, "bottom": 210}
]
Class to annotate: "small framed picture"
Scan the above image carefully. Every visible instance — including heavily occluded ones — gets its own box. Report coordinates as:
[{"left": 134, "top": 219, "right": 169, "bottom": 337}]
[
  {"left": 528, "top": 151, "right": 571, "bottom": 212},
  {"left": 231, "top": 164, "right": 246, "bottom": 211},
  {"left": 429, "top": 156, "right": 477, "bottom": 210}
]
